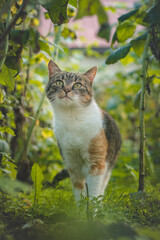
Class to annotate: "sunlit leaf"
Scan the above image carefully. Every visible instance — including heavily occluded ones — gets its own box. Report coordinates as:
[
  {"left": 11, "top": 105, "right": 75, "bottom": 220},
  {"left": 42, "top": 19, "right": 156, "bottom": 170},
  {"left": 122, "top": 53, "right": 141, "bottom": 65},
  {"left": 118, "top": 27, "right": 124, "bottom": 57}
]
[
  {"left": 131, "top": 33, "right": 147, "bottom": 57},
  {"left": 117, "top": 20, "right": 136, "bottom": 43},
  {"left": 105, "top": 44, "right": 131, "bottom": 64},
  {"left": 31, "top": 163, "right": 44, "bottom": 204},
  {"left": 132, "top": 40, "right": 145, "bottom": 57},
  {"left": 0, "top": 64, "right": 16, "bottom": 90},
  {"left": 4, "top": 127, "right": 15, "bottom": 136},
  {"left": 61, "top": 27, "right": 77, "bottom": 40},
  {"left": 42, "top": 128, "right": 53, "bottom": 138}
]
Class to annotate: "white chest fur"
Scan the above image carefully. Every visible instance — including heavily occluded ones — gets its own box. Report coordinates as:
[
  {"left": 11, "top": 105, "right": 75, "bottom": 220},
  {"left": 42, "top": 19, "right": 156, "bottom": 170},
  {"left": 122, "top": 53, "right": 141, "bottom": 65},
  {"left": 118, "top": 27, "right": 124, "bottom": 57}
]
[{"left": 52, "top": 100, "right": 103, "bottom": 178}]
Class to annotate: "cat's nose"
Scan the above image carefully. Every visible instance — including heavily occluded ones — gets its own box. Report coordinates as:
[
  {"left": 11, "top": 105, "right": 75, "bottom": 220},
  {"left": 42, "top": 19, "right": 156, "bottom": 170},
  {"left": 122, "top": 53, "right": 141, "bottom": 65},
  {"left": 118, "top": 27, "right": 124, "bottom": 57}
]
[{"left": 64, "top": 89, "right": 71, "bottom": 93}]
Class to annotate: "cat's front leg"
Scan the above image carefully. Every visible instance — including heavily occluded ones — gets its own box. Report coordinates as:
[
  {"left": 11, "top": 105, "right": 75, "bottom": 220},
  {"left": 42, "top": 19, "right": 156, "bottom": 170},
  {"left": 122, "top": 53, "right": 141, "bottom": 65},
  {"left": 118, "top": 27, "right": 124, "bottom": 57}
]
[
  {"left": 86, "top": 173, "right": 104, "bottom": 199},
  {"left": 69, "top": 170, "right": 85, "bottom": 202}
]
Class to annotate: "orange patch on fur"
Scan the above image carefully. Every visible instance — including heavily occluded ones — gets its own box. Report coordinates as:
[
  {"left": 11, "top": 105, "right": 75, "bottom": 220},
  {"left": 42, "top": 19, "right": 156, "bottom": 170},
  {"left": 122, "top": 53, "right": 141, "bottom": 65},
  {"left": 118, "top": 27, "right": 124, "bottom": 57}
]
[
  {"left": 89, "top": 129, "right": 108, "bottom": 175},
  {"left": 73, "top": 182, "right": 84, "bottom": 189}
]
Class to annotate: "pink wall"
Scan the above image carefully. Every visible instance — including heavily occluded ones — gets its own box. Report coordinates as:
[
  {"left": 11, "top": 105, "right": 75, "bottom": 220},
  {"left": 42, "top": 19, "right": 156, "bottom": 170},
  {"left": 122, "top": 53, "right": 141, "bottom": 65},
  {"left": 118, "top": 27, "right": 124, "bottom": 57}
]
[{"left": 38, "top": 0, "right": 139, "bottom": 48}]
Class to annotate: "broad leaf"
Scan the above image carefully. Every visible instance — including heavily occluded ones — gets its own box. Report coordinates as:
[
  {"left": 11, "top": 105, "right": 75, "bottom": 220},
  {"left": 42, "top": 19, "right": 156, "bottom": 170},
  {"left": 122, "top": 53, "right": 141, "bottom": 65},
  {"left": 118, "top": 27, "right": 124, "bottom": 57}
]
[
  {"left": 132, "top": 40, "right": 145, "bottom": 57},
  {"left": 97, "top": 22, "right": 111, "bottom": 42},
  {"left": 117, "top": 20, "right": 136, "bottom": 43},
  {"left": 10, "top": 30, "right": 29, "bottom": 46},
  {"left": 39, "top": 39, "right": 52, "bottom": 56},
  {"left": 5, "top": 55, "right": 22, "bottom": 72},
  {"left": 0, "top": 64, "right": 16, "bottom": 90},
  {"left": 105, "top": 44, "right": 132, "bottom": 64},
  {"left": 118, "top": 8, "right": 139, "bottom": 23},
  {"left": 31, "top": 163, "right": 44, "bottom": 203},
  {"left": 131, "top": 33, "right": 147, "bottom": 57},
  {"left": 38, "top": 0, "right": 69, "bottom": 25},
  {"left": 75, "top": 0, "right": 108, "bottom": 25}
]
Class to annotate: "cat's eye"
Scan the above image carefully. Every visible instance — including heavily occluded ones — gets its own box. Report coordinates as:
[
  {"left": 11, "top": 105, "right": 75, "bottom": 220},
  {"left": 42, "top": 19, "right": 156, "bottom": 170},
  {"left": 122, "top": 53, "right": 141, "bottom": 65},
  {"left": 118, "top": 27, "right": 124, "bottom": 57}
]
[
  {"left": 56, "top": 80, "right": 64, "bottom": 88},
  {"left": 73, "top": 82, "right": 82, "bottom": 89}
]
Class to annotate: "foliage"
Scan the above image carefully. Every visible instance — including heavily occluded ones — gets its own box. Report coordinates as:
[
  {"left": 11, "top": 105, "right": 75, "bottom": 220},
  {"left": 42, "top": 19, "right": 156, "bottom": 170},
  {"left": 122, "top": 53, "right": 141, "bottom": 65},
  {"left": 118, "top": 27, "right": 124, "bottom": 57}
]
[
  {"left": 0, "top": 0, "right": 160, "bottom": 239},
  {"left": 31, "top": 163, "right": 44, "bottom": 204}
]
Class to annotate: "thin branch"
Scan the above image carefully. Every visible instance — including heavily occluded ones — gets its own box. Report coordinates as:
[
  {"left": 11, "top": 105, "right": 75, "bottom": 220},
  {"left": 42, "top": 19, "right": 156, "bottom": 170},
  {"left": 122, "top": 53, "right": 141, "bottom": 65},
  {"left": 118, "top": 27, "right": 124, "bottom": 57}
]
[
  {"left": 0, "top": 0, "right": 30, "bottom": 42},
  {"left": 0, "top": 2, "right": 11, "bottom": 71},
  {"left": 138, "top": 30, "right": 151, "bottom": 191}
]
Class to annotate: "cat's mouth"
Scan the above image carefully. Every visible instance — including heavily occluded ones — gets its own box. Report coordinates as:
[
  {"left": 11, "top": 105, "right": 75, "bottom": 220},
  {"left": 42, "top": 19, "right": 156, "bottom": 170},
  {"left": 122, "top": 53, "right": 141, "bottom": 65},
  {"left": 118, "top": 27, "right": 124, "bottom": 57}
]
[{"left": 61, "top": 95, "right": 72, "bottom": 101}]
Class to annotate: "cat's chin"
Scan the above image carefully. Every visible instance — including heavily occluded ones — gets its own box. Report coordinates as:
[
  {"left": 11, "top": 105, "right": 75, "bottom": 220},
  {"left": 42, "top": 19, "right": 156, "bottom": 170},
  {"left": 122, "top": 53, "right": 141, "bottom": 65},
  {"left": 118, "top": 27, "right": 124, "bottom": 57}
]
[{"left": 53, "top": 97, "right": 81, "bottom": 109}]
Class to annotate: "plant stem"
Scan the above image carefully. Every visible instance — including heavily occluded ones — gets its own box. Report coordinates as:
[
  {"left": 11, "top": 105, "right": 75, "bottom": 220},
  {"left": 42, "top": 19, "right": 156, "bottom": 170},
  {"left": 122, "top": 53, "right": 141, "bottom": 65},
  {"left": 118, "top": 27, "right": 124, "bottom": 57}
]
[
  {"left": 16, "top": 26, "right": 63, "bottom": 163},
  {"left": 53, "top": 25, "right": 63, "bottom": 60},
  {"left": 0, "top": 2, "right": 11, "bottom": 72},
  {"left": 0, "top": 0, "right": 30, "bottom": 43},
  {"left": 138, "top": 31, "right": 151, "bottom": 191},
  {"left": 85, "top": 183, "right": 90, "bottom": 222}
]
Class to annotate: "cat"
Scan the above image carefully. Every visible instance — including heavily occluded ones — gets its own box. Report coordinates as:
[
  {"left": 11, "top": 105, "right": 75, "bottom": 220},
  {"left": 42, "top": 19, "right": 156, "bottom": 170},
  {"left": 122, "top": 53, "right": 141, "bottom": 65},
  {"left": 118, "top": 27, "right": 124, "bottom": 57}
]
[{"left": 46, "top": 60, "right": 122, "bottom": 201}]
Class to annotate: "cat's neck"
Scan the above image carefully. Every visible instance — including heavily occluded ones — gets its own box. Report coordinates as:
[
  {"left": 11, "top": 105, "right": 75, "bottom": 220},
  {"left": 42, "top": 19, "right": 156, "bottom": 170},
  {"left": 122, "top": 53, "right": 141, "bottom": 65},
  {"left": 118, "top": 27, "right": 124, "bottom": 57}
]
[{"left": 52, "top": 99, "right": 101, "bottom": 121}]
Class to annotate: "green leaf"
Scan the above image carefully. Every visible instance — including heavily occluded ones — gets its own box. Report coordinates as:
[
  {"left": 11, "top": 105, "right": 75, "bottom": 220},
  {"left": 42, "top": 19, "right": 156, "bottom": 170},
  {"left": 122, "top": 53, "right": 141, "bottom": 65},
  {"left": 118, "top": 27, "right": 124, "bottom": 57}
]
[
  {"left": 118, "top": 8, "right": 139, "bottom": 23},
  {"left": 117, "top": 20, "right": 136, "bottom": 42},
  {"left": 131, "top": 33, "right": 147, "bottom": 57},
  {"left": 4, "top": 127, "right": 15, "bottom": 136},
  {"left": 61, "top": 27, "right": 77, "bottom": 40},
  {"left": 5, "top": 55, "right": 22, "bottom": 72},
  {"left": 131, "top": 33, "right": 147, "bottom": 42},
  {"left": 105, "top": 43, "right": 132, "bottom": 64},
  {"left": 39, "top": 39, "right": 51, "bottom": 56},
  {"left": 132, "top": 39, "right": 145, "bottom": 57},
  {"left": 38, "top": 0, "right": 69, "bottom": 25},
  {"left": 0, "top": 64, "right": 16, "bottom": 90},
  {"left": 29, "top": 28, "right": 40, "bottom": 53},
  {"left": 97, "top": 22, "right": 111, "bottom": 42},
  {"left": 144, "top": 2, "right": 160, "bottom": 25},
  {"left": 69, "top": 0, "right": 77, "bottom": 7},
  {"left": 75, "top": 0, "right": 108, "bottom": 25},
  {"left": 31, "top": 163, "right": 44, "bottom": 204},
  {"left": 133, "top": 89, "right": 141, "bottom": 109},
  {"left": 10, "top": 30, "right": 29, "bottom": 46},
  {"left": 111, "top": 30, "right": 118, "bottom": 47}
]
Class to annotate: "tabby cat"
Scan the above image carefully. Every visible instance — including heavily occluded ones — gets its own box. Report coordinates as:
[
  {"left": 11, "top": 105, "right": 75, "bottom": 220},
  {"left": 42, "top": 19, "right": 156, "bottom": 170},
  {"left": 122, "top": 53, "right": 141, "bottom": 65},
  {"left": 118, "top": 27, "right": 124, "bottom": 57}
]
[{"left": 46, "top": 60, "right": 122, "bottom": 201}]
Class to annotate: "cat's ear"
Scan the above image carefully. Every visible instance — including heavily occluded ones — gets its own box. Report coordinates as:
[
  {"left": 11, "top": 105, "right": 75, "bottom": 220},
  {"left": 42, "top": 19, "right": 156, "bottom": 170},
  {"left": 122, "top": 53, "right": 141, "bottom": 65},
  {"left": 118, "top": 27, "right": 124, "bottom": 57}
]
[
  {"left": 83, "top": 66, "right": 97, "bottom": 82},
  {"left": 48, "top": 60, "right": 61, "bottom": 76}
]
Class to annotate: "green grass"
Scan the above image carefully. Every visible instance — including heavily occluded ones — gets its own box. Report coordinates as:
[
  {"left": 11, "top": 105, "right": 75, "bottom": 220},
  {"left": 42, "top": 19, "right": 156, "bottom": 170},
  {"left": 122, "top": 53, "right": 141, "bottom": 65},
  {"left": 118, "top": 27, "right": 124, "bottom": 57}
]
[{"left": 0, "top": 178, "right": 160, "bottom": 240}]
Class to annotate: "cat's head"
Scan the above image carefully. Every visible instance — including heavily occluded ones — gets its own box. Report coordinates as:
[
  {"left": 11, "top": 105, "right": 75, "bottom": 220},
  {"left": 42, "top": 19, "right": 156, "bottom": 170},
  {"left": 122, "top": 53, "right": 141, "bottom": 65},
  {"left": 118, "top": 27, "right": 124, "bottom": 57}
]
[{"left": 46, "top": 60, "right": 97, "bottom": 108}]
